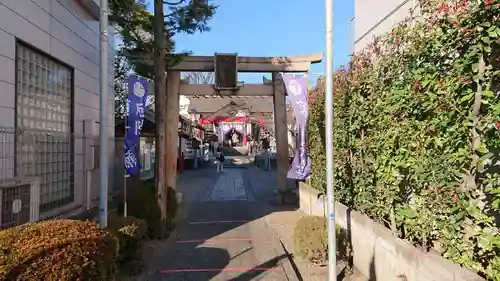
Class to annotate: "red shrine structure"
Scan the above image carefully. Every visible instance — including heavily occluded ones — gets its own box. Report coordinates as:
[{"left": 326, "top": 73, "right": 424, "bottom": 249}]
[{"left": 190, "top": 97, "right": 273, "bottom": 146}]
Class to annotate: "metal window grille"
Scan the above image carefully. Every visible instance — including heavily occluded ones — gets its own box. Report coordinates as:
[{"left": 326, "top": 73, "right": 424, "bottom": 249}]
[{"left": 15, "top": 43, "right": 74, "bottom": 213}]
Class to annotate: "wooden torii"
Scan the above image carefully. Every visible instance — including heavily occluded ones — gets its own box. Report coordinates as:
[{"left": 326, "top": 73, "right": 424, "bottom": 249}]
[{"left": 151, "top": 53, "right": 322, "bottom": 195}]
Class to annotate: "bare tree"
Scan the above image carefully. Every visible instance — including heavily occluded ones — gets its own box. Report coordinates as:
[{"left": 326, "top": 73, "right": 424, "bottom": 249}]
[{"left": 183, "top": 72, "right": 214, "bottom": 84}]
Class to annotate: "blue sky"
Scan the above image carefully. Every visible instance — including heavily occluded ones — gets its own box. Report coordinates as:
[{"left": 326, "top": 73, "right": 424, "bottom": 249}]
[{"left": 146, "top": 0, "right": 354, "bottom": 85}]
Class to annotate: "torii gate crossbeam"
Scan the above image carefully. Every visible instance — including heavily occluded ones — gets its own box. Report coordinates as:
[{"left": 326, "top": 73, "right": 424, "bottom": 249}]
[{"left": 130, "top": 52, "right": 323, "bottom": 72}]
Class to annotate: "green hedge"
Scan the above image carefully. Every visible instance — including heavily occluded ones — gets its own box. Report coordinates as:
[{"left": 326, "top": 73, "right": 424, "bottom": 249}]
[
  {"left": 308, "top": 1, "right": 499, "bottom": 279},
  {"left": 108, "top": 215, "right": 148, "bottom": 260},
  {"left": 108, "top": 215, "right": 148, "bottom": 275}
]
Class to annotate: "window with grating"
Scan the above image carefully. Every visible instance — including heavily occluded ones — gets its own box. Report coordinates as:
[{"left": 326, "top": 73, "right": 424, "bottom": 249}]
[{"left": 15, "top": 43, "right": 73, "bottom": 212}]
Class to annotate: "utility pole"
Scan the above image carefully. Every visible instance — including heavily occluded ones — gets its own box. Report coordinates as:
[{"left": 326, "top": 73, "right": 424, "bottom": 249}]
[
  {"left": 324, "top": 0, "right": 337, "bottom": 280},
  {"left": 154, "top": 0, "right": 169, "bottom": 236},
  {"left": 98, "top": 0, "right": 109, "bottom": 229}
]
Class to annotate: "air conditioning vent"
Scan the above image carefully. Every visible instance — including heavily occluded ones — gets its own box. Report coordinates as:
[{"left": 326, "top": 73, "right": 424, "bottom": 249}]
[
  {"left": 0, "top": 178, "right": 40, "bottom": 229},
  {"left": 214, "top": 53, "right": 238, "bottom": 89}
]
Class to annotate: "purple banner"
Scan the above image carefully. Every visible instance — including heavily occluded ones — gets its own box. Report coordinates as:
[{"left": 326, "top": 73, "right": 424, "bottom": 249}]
[
  {"left": 124, "top": 74, "right": 149, "bottom": 175},
  {"left": 283, "top": 73, "right": 311, "bottom": 180}
]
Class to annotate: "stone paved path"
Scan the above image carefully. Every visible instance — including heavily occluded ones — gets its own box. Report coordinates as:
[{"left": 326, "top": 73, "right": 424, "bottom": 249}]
[
  {"left": 206, "top": 169, "right": 248, "bottom": 201},
  {"left": 131, "top": 163, "right": 297, "bottom": 281}
]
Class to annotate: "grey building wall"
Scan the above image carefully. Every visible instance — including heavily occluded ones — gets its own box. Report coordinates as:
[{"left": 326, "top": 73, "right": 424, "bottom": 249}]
[
  {"left": 354, "top": 0, "right": 417, "bottom": 52},
  {"left": 0, "top": 0, "right": 115, "bottom": 217}
]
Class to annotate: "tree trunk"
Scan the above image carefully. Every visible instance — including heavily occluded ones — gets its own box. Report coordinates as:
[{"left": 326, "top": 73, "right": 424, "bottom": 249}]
[{"left": 153, "top": 0, "right": 168, "bottom": 238}]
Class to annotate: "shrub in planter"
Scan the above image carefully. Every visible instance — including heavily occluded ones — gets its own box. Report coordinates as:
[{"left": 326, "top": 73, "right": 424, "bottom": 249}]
[
  {"left": 0, "top": 219, "right": 119, "bottom": 281},
  {"left": 108, "top": 215, "right": 148, "bottom": 275},
  {"left": 108, "top": 215, "right": 148, "bottom": 261},
  {"left": 117, "top": 180, "right": 178, "bottom": 238},
  {"left": 293, "top": 216, "right": 349, "bottom": 265}
]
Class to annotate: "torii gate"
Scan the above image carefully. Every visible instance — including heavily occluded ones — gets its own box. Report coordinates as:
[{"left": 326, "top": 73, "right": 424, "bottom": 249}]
[{"left": 157, "top": 53, "right": 322, "bottom": 194}]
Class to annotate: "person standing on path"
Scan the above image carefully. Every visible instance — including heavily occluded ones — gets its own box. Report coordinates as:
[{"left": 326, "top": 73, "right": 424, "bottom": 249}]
[
  {"left": 216, "top": 147, "right": 225, "bottom": 173},
  {"left": 248, "top": 136, "right": 255, "bottom": 156},
  {"left": 247, "top": 135, "right": 252, "bottom": 156},
  {"left": 232, "top": 132, "right": 239, "bottom": 147}
]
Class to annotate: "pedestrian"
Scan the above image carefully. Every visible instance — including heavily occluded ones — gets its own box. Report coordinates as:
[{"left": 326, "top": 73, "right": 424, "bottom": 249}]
[
  {"left": 213, "top": 139, "right": 219, "bottom": 155},
  {"left": 216, "top": 147, "right": 225, "bottom": 173},
  {"left": 232, "top": 132, "right": 238, "bottom": 147},
  {"left": 248, "top": 136, "right": 254, "bottom": 156}
]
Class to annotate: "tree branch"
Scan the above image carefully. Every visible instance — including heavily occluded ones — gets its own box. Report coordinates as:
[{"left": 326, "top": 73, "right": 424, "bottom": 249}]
[{"left": 164, "top": 0, "right": 185, "bottom": 5}]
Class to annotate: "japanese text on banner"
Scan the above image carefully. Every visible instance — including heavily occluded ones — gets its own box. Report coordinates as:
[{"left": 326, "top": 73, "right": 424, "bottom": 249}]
[
  {"left": 282, "top": 73, "right": 311, "bottom": 180},
  {"left": 124, "top": 74, "right": 149, "bottom": 175}
]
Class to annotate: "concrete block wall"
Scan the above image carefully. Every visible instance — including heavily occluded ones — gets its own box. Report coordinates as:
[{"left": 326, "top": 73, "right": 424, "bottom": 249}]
[{"left": 298, "top": 182, "right": 484, "bottom": 281}]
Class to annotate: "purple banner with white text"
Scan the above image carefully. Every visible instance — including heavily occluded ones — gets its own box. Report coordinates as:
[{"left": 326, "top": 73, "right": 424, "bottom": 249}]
[
  {"left": 282, "top": 73, "right": 311, "bottom": 180},
  {"left": 124, "top": 74, "right": 149, "bottom": 175}
]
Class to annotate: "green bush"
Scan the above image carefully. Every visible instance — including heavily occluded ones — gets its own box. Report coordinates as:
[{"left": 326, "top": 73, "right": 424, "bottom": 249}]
[
  {"left": 108, "top": 215, "right": 148, "bottom": 275},
  {"left": 308, "top": 1, "right": 500, "bottom": 279},
  {"left": 0, "top": 219, "right": 118, "bottom": 281},
  {"left": 108, "top": 215, "right": 148, "bottom": 261},
  {"left": 118, "top": 180, "right": 178, "bottom": 238},
  {"left": 293, "top": 216, "right": 348, "bottom": 265}
]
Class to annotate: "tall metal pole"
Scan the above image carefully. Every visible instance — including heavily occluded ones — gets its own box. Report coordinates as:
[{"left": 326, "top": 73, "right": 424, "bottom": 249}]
[
  {"left": 99, "top": 0, "right": 109, "bottom": 229},
  {"left": 325, "top": 0, "right": 336, "bottom": 279}
]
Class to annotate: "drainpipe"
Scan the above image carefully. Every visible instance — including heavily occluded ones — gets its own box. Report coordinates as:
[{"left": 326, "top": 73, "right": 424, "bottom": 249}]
[{"left": 98, "top": 0, "right": 109, "bottom": 229}]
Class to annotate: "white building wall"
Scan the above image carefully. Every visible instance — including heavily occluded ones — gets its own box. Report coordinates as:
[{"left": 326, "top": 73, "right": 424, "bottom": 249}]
[
  {"left": 354, "top": 0, "right": 417, "bottom": 52},
  {"left": 0, "top": 0, "right": 114, "bottom": 216}
]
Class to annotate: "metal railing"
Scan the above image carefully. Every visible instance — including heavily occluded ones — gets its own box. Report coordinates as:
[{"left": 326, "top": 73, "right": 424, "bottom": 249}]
[{"left": 0, "top": 127, "right": 123, "bottom": 228}]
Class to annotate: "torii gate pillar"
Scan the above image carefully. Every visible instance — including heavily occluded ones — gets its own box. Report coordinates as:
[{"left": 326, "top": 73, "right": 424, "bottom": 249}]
[
  {"left": 166, "top": 71, "right": 181, "bottom": 190},
  {"left": 272, "top": 72, "right": 289, "bottom": 194}
]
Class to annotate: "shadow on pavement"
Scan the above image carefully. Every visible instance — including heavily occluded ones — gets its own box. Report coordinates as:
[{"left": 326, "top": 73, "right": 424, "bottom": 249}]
[
  {"left": 369, "top": 254, "right": 377, "bottom": 281},
  {"left": 137, "top": 161, "right": 300, "bottom": 281},
  {"left": 156, "top": 247, "right": 230, "bottom": 281},
  {"left": 227, "top": 254, "right": 289, "bottom": 281}
]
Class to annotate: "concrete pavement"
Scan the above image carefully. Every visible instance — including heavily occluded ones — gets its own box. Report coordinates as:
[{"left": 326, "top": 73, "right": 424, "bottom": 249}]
[{"left": 137, "top": 163, "right": 298, "bottom": 281}]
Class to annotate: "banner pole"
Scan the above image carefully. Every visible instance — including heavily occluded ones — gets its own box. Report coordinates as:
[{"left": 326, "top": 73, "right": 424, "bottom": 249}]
[
  {"left": 124, "top": 116, "right": 128, "bottom": 218},
  {"left": 124, "top": 174, "right": 127, "bottom": 217}
]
